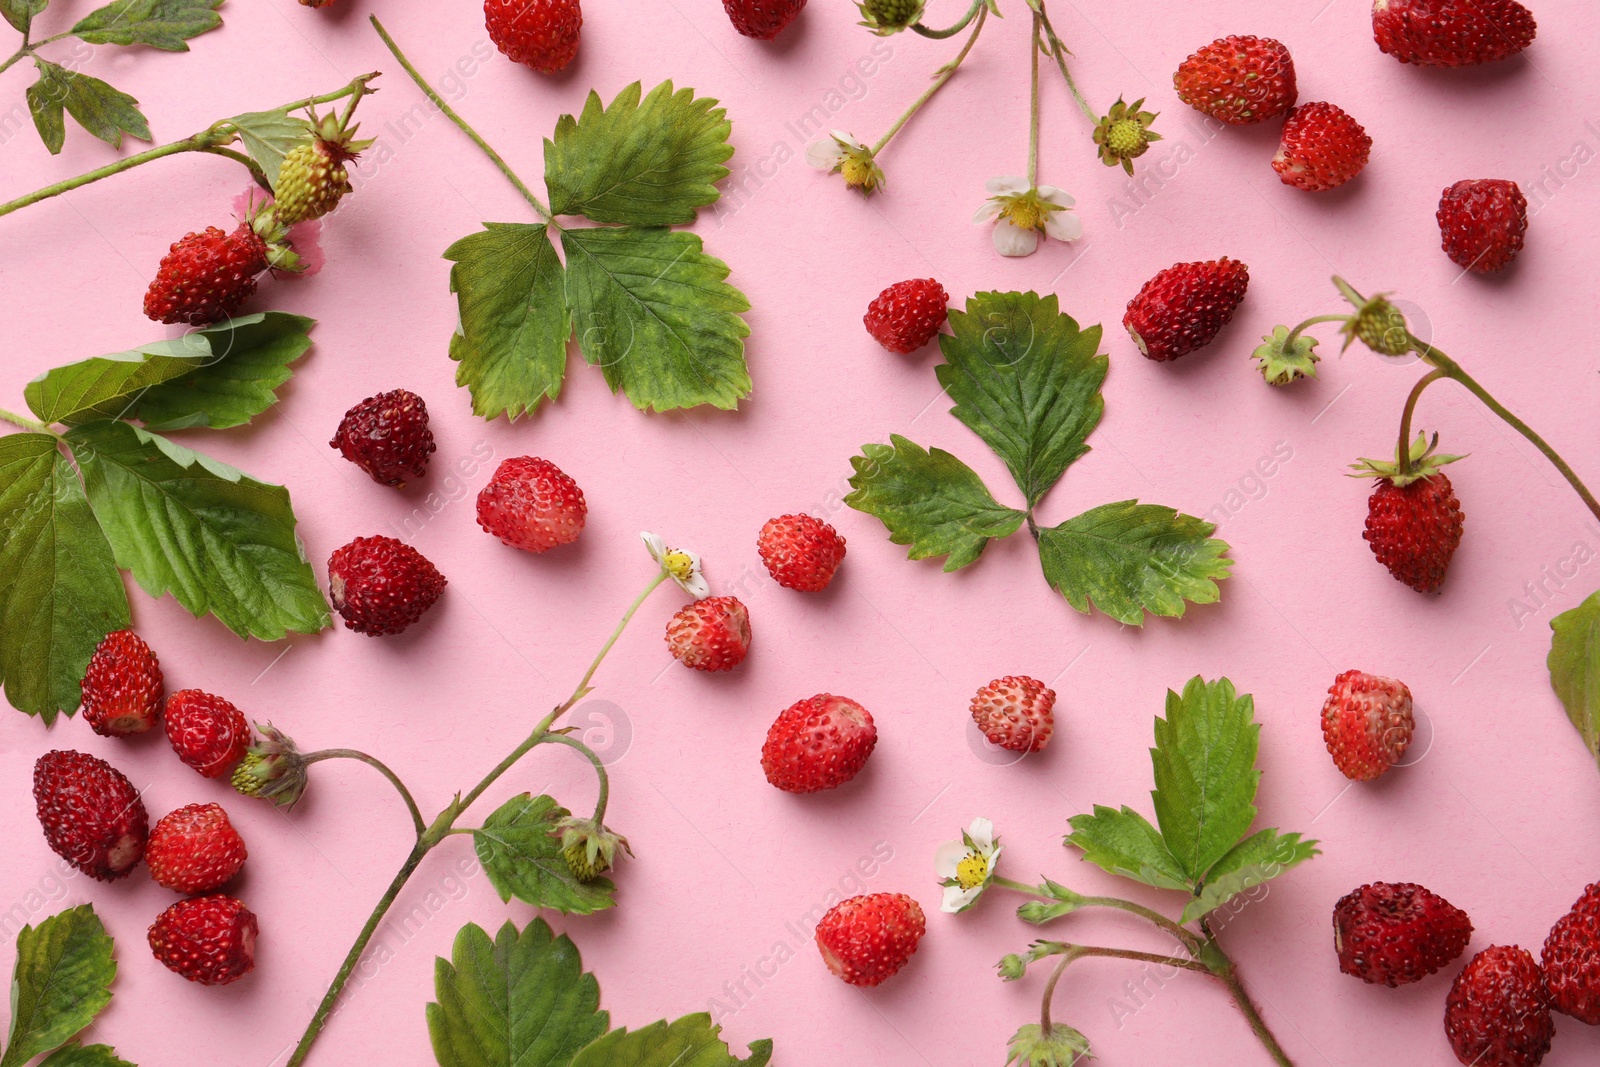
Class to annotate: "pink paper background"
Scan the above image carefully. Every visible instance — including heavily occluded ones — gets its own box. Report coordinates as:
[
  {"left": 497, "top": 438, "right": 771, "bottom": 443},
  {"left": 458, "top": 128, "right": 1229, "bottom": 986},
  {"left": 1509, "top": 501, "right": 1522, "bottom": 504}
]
[{"left": 3, "top": 1, "right": 1599, "bottom": 1064}]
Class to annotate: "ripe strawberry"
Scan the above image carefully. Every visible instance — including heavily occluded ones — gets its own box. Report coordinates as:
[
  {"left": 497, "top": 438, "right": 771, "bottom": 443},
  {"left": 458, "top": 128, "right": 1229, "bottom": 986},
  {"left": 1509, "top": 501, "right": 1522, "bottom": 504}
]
[
  {"left": 1352, "top": 433, "right": 1465, "bottom": 593},
  {"left": 485, "top": 0, "right": 581, "bottom": 73},
  {"left": 1445, "top": 946, "right": 1553, "bottom": 1067},
  {"left": 864, "top": 278, "right": 948, "bottom": 354},
  {"left": 476, "top": 457, "right": 587, "bottom": 553},
  {"left": 1541, "top": 881, "right": 1600, "bottom": 1024},
  {"left": 147, "top": 803, "right": 247, "bottom": 894},
  {"left": 665, "top": 596, "right": 752, "bottom": 672},
  {"left": 815, "top": 892, "right": 926, "bottom": 987},
  {"left": 1173, "top": 36, "right": 1297, "bottom": 125},
  {"left": 274, "top": 109, "right": 372, "bottom": 225},
  {"left": 757, "top": 514, "right": 846, "bottom": 592},
  {"left": 723, "top": 0, "right": 807, "bottom": 40},
  {"left": 1333, "top": 882, "right": 1472, "bottom": 986},
  {"left": 143, "top": 203, "right": 300, "bottom": 326},
  {"left": 970, "top": 675, "right": 1056, "bottom": 753},
  {"left": 1373, "top": 0, "right": 1537, "bottom": 66},
  {"left": 165, "top": 690, "right": 249, "bottom": 779},
  {"left": 1273, "top": 102, "right": 1372, "bottom": 191},
  {"left": 33, "top": 750, "right": 148, "bottom": 881},
  {"left": 1320, "top": 669, "right": 1415, "bottom": 781},
  {"left": 327, "top": 535, "right": 447, "bottom": 636},
  {"left": 80, "top": 629, "right": 163, "bottom": 737},
  {"left": 1123, "top": 257, "right": 1249, "bottom": 362},
  {"left": 148, "top": 895, "right": 258, "bottom": 986},
  {"left": 329, "top": 388, "right": 436, "bottom": 487},
  {"left": 1437, "top": 179, "right": 1528, "bottom": 273},
  {"left": 762, "top": 694, "right": 877, "bottom": 794}
]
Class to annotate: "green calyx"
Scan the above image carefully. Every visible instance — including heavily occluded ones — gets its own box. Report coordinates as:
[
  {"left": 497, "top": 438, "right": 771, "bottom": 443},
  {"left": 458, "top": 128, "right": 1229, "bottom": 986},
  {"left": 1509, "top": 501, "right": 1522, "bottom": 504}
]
[
  {"left": 244, "top": 198, "right": 305, "bottom": 273},
  {"left": 1350, "top": 432, "right": 1466, "bottom": 487},
  {"left": 856, "top": 0, "right": 926, "bottom": 34},
  {"left": 231, "top": 721, "right": 311, "bottom": 810},
  {"left": 1005, "top": 1022, "right": 1092, "bottom": 1067},
  {"left": 1093, "top": 97, "right": 1160, "bottom": 175},
  {"left": 998, "top": 953, "right": 1028, "bottom": 981},
  {"left": 1253, "top": 325, "right": 1321, "bottom": 386},
  {"left": 556, "top": 816, "right": 632, "bottom": 883}
]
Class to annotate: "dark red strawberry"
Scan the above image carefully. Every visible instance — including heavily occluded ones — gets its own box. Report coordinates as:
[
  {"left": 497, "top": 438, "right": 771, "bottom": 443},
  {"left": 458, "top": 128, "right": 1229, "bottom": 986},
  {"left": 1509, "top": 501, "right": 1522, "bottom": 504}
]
[
  {"left": 148, "top": 895, "right": 258, "bottom": 986},
  {"left": 329, "top": 389, "right": 436, "bottom": 487},
  {"left": 1445, "top": 945, "right": 1553, "bottom": 1067},
  {"left": 1373, "top": 0, "right": 1537, "bottom": 67},
  {"left": 327, "top": 535, "right": 447, "bottom": 636},
  {"left": 33, "top": 749, "right": 148, "bottom": 881},
  {"left": 80, "top": 629, "right": 163, "bottom": 736},
  {"left": 1333, "top": 882, "right": 1472, "bottom": 986},
  {"left": 1123, "top": 258, "right": 1249, "bottom": 362},
  {"left": 1542, "top": 880, "right": 1600, "bottom": 1024},
  {"left": 1437, "top": 179, "right": 1528, "bottom": 273},
  {"left": 723, "top": 0, "right": 806, "bottom": 40},
  {"left": 1352, "top": 434, "right": 1465, "bottom": 593}
]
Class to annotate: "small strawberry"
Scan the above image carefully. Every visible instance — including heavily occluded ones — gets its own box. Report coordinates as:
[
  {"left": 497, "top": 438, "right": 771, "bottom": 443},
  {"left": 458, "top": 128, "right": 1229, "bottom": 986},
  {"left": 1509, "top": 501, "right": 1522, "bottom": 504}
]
[
  {"left": 143, "top": 202, "right": 300, "bottom": 326},
  {"left": 1445, "top": 946, "right": 1553, "bottom": 1067},
  {"left": 970, "top": 675, "right": 1056, "bottom": 753},
  {"left": 1320, "top": 669, "right": 1415, "bottom": 781},
  {"left": 80, "top": 629, "right": 163, "bottom": 737},
  {"left": 476, "top": 457, "right": 587, "bottom": 553},
  {"left": 665, "top": 596, "right": 752, "bottom": 672},
  {"left": 1333, "top": 882, "right": 1473, "bottom": 986},
  {"left": 1351, "top": 433, "right": 1466, "bottom": 593},
  {"left": 815, "top": 892, "right": 926, "bottom": 987},
  {"left": 33, "top": 749, "right": 148, "bottom": 881},
  {"left": 864, "top": 278, "right": 949, "bottom": 354},
  {"left": 165, "top": 689, "right": 249, "bottom": 779},
  {"left": 762, "top": 694, "right": 877, "bottom": 793},
  {"left": 1173, "top": 36, "right": 1297, "bottom": 125},
  {"left": 1541, "top": 880, "right": 1600, "bottom": 1024},
  {"left": 147, "top": 803, "right": 248, "bottom": 894},
  {"left": 274, "top": 107, "right": 373, "bottom": 225},
  {"left": 1373, "top": 0, "right": 1537, "bottom": 67},
  {"left": 485, "top": 0, "right": 582, "bottom": 73},
  {"left": 757, "top": 514, "right": 846, "bottom": 592},
  {"left": 1437, "top": 179, "right": 1529, "bottom": 273},
  {"left": 148, "top": 895, "right": 259, "bottom": 986},
  {"left": 722, "top": 0, "right": 807, "bottom": 40},
  {"left": 1272, "top": 102, "right": 1372, "bottom": 191},
  {"left": 329, "top": 388, "right": 436, "bottom": 487},
  {"left": 1123, "top": 257, "right": 1249, "bottom": 362},
  {"left": 857, "top": 0, "right": 924, "bottom": 35},
  {"left": 327, "top": 535, "right": 448, "bottom": 636}
]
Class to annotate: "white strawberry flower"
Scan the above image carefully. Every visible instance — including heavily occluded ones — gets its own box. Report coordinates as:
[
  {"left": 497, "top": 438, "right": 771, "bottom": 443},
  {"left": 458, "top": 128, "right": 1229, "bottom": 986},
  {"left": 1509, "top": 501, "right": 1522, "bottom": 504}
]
[
  {"left": 935, "top": 816, "right": 1003, "bottom": 913},
  {"left": 973, "top": 176, "right": 1081, "bottom": 257},
  {"left": 806, "top": 130, "right": 885, "bottom": 195},
  {"left": 641, "top": 531, "right": 709, "bottom": 598}
]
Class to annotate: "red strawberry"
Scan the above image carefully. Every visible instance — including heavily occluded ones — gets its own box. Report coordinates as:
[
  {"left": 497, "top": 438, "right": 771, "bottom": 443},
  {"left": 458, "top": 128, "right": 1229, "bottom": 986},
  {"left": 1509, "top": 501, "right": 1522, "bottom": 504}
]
[
  {"left": 864, "top": 278, "right": 949, "bottom": 354},
  {"left": 484, "top": 0, "right": 581, "bottom": 73},
  {"left": 1320, "top": 669, "right": 1415, "bottom": 781},
  {"left": 815, "top": 892, "right": 926, "bottom": 987},
  {"left": 1373, "top": 0, "right": 1537, "bottom": 67},
  {"left": 1123, "top": 257, "right": 1249, "bottom": 362},
  {"left": 33, "top": 749, "right": 148, "bottom": 881},
  {"left": 165, "top": 690, "right": 249, "bottom": 778},
  {"left": 1273, "top": 102, "right": 1372, "bottom": 191},
  {"left": 80, "top": 629, "right": 163, "bottom": 737},
  {"left": 327, "top": 535, "right": 447, "bottom": 636},
  {"left": 757, "top": 514, "right": 846, "bottom": 592},
  {"left": 665, "top": 596, "right": 752, "bottom": 672},
  {"left": 1353, "top": 434, "right": 1465, "bottom": 593},
  {"left": 148, "top": 895, "right": 258, "bottom": 986},
  {"left": 1445, "top": 946, "right": 1553, "bottom": 1067},
  {"left": 476, "top": 457, "right": 587, "bottom": 554},
  {"left": 1541, "top": 881, "right": 1600, "bottom": 1024},
  {"left": 762, "top": 694, "right": 877, "bottom": 793},
  {"left": 147, "top": 803, "right": 247, "bottom": 894},
  {"left": 970, "top": 675, "right": 1056, "bottom": 753},
  {"left": 1173, "top": 36, "right": 1297, "bottom": 125},
  {"left": 143, "top": 223, "right": 268, "bottom": 326},
  {"left": 1333, "top": 882, "right": 1473, "bottom": 986},
  {"left": 722, "top": 0, "right": 807, "bottom": 40},
  {"left": 329, "top": 388, "right": 436, "bottom": 487},
  {"left": 1437, "top": 179, "right": 1528, "bottom": 273}
]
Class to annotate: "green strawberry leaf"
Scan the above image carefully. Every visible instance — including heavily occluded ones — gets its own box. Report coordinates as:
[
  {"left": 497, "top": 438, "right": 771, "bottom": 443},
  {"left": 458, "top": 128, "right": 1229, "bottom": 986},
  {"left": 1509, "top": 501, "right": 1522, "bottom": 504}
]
[
  {"left": 1179, "top": 829, "right": 1318, "bottom": 925},
  {"left": 1036, "top": 500, "right": 1231, "bottom": 625},
  {"left": 26, "top": 60, "right": 150, "bottom": 155},
  {"left": 444, "top": 224, "right": 570, "bottom": 420},
  {"left": 845, "top": 435, "right": 1026, "bottom": 570},
  {"left": 1549, "top": 590, "right": 1600, "bottom": 773},
  {"left": 1, "top": 0, "right": 48, "bottom": 35},
  {"left": 38, "top": 1046, "right": 134, "bottom": 1067},
  {"left": 569, "top": 1015, "right": 772, "bottom": 1067},
  {"left": 65, "top": 421, "right": 330, "bottom": 641},
  {"left": 1064, "top": 805, "right": 1189, "bottom": 891},
  {"left": 224, "top": 108, "right": 310, "bottom": 190},
  {"left": 936, "top": 291, "right": 1107, "bottom": 507},
  {"left": 426, "top": 919, "right": 608, "bottom": 1067},
  {"left": 472, "top": 794, "right": 616, "bottom": 915},
  {"left": 71, "top": 0, "right": 223, "bottom": 50},
  {"left": 0, "top": 906, "right": 116, "bottom": 1067},
  {"left": 544, "top": 81, "right": 733, "bottom": 226},
  {"left": 1149, "top": 677, "right": 1260, "bottom": 885}
]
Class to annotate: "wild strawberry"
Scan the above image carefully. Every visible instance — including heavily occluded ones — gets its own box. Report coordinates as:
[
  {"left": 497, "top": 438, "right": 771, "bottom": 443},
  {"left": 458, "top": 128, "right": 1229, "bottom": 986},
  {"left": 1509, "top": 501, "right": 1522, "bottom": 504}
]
[
  {"left": 327, "top": 535, "right": 447, "bottom": 636},
  {"left": 147, "top": 803, "right": 247, "bottom": 895},
  {"left": 665, "top": 596, "right": 752, "bottom": 672},
  {"left": 722, "top": 0, "right": 807, "bottom": 40},
  {"left": 1173, "top": 36, "right": 1297, "bottom": 125},
  {"left": 857, "top": 0, "right": 923, "bottom": 35},
  {"left": 476, "top": 457, "right": 587, "bottom": 553},
  {"left": 970, "top": 676, "right": 1056, "bottom": 753},
  {"left": 1273, "top": 102, "right": 1372, "bottom": 191},
  {"left": 165, "top": 689, "right": 249, "bottom": 778},
  {"left": 1351, "top": 433, "right": 1465, "bottom": 593},
  {"left": 33, "top": 749, "right": 148, "bottom": 881},
  {"left": 329, "top": 388, "right": 436, "bottom": 487},
  {"left": 1123, "top": 257, "right": 1249, "bottom": 362},
  {"left": 1541, "top": 881, "right": 1600, "bottom": 1024},
  {"left": 148, "top": 895, "right": 258, "bottom": 986},
  {"left": 1437, "top": 179, "right": 1528, "bottom": 273},
  {"left": 1373, "top": 0, "right": 1537, "bottom": 67},
  {"left": 815, "top": 892, "right": 926, "bottom": 987},
  {"left": 274, "top": 108, "right": 373, "bottom": 225},
  {"left": 1333, "top": 882, "right": 1472, "bottom": 986},
  {"left": 1320, "top": 669, "right": 1415, "bottom": 781},
  {"left": 1445, "top": 946, "right": 1553, "bottom": 1067},
  {"left": 485, "top": 0, "right": 581, "bottom": 73},
  {"left": 80, "top": 629, "right": 163, "bottom": 737},
  {"left": 762, "top": 694, "right": 877, "bottom": 794},
  {"left": 143, "top": 203, "right": 300, "bottom": 326},
  {"left": 864, "top": 278, "right": 948, "bottom": 354},
  {"left": 757, "top": 514, "right": 846, "bottom": 592}
]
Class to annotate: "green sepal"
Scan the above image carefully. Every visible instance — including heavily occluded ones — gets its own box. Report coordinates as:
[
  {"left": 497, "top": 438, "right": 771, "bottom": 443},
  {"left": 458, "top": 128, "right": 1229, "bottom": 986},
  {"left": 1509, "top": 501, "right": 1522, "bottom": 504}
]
[
  {"left": 1349, "top": 431, "right": 1465, "bottom": 487},
  {"left": 1252, "top": 325, "right": 1320, "bottom": 386}
]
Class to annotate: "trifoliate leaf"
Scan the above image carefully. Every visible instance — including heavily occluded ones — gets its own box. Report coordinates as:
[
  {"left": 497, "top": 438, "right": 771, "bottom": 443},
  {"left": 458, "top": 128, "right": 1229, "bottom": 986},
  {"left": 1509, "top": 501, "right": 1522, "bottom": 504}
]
[
  {"left": 562, "top": 227, "right": 750, "bottom": 412},
  {"left": 545, "top": 81, "right": 733, "bottom": 226},
  {"left": 936, "top": 291, "right": 1107, "bottom": 507},
  {"left": 845, "top": 435, "right": 1027, "bottom": 571},
  {"left": 444, "top": 224, "right": 570, "bottom": 420},
  {"left": 1549, "top": 589, "right": 1600, "bottom": 773},
  {"left": 569, "top": 1014, "right": 773, "bottom": 1067},
  {"left": 71, "top": 0, "right": 223, "bottom": 50},
  {"left": 66, "top": 421, "right": 330, "bottom": 640},
  {"left": 1179, "top": 829, "right": 1318, "bottom": 925},
  {"left": 26, "top": 60, "right": 150, "bottom": 154},
  {"left": 38, "top": 1046, "right": 133, "bottom": 1067},
  {"left": 1064, "top": 804, "right": 1189, "bottom": 891},
  {"left": 473, "top": 794, "right": 616, "bottom": 914},
  {"left": 224, "top": 108, "right": 311, "bottom": 190},
  {"left": 426, "top": 919, "right": 607, "bottom": 1067},
  {"left": 0, "top": 906, "right": 116, "bottom": 1067},
  {"left": 1036, "top": 500, "right": 1231, "bottom": 625},
  {"left": 1149, "top": 677, "right": 1260, "bottom": 885},
  {"left": 1, "top": 0, "right": 47, "bottom": 35}
]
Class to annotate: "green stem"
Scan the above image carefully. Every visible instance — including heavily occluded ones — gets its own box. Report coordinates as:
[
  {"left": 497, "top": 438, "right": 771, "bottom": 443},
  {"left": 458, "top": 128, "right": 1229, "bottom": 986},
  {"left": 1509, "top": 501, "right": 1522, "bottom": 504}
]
[
  {"left": 1210, "top": 941, "right": 1295, "bottom": 1067},
  {"left": 912, "top": 0, "right": 985, "bottom": 38},
  {"left": 1035, "top": 3, "right": 1099, "bottom": 124},
  {"left": 994, "top": 877, "right": 1202, "bottom": 953},
  {"left": 302, "top": 750, "right": 426, "bottom": 838},
  {"left": 870, "top": 3, "right": 988, "bottom": 156},
  {"left": 1283, "top": 313, "right": 1348, "bottom": 349},
  {"left": 544, "top": 734, "right": 611, "bottom": 823},
  {"left": 0, "top": 407, "right": 54, "bottom": 434},
  {"left": 199, "top": 145, "right": 272, "bottom": 189},
  {"left": 1039, "top": 944, "right": 1210, "bottom": 1032},
  {"left": 1394, "top": 368, "right": 1447, "bottom": 478},
  {"left": 1027, "top": 12, "right": 1041, "bottom": 186}
]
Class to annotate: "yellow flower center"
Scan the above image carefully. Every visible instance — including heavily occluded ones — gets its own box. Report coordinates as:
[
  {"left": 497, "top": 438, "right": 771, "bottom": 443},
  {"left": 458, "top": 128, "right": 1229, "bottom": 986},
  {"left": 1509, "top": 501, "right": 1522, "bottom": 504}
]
[
  {"left": 663, "top": 550, "right": 696, "bottom": 583},
  {"left": 956, "top": 850, "right": 990, "bottom": 890},
  {"left": 841, "top": 155, "right": 877, "bottom": 191},
  {"left": 999, "top": 193, "right": 1049, "bottom": 232}
]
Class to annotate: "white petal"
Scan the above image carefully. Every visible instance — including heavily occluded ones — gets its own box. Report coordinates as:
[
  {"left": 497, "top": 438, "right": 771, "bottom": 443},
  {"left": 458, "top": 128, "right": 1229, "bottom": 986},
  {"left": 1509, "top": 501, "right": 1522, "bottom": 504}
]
[
  {"left": 992, "top": 219, "right": 1039, "bottom": 257},
  {"left": 941, "top": 885, "right": 980, "bottom": 914},
  {"left": 934, "top": 840, "right": 966, "bottom": 879},
  {"left": 986, "top": 175, "right": 1029, "bottom": 196},
  {"left": 987, "top": 844, "right": 1004, "bottom": 870},
  {"left": 967, "top": 817, "right": 995, "bottom": 851},
  {"left": 681, "top": 571, "right": 711, "bottom": 599},
  {"left": 830, "top": 129, "right": 862, "bottom": 150},
  {"left": 1043, "top": 211, "right": 1083, "bottom": 242},
  {"left": 1035, "top": 185, "right": 1076, "bottom": 209},
  {"left": 806, "top": 140, "right": 844, "bottom": 170},
  {"left": 640, "top": 531, "right": 667, "bottom": 565},
  {"left": 972, "top": 199, "right": 1002, "bottom": 224}
]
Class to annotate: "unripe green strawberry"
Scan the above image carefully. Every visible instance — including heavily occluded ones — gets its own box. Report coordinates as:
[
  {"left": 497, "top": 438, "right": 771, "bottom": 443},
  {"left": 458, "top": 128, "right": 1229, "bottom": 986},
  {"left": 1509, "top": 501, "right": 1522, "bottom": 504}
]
[
  {"left": 857, "top": 0, "right": 924, "bottom": 34},
  {"left": 274, "top": 110, "right": 372, "bottom": 225}
]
